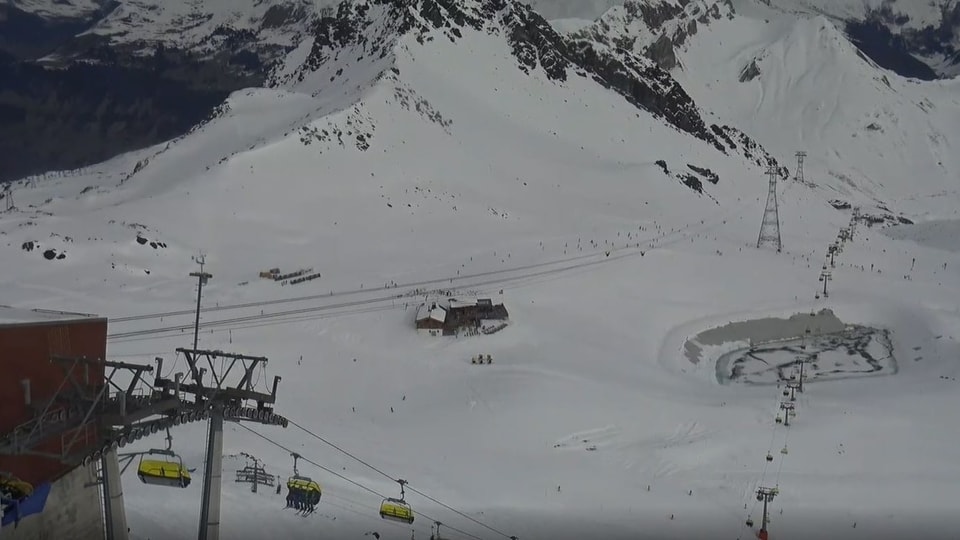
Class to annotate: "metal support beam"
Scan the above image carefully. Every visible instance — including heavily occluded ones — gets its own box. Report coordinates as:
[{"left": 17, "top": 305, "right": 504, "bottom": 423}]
[
  {"left": 190, "top": 255, "right": 213, "bottom": 351},
  {"left": 102, "top": 447, "right": 129, "bottom": 540},
  {"left": 198, "top": 408, "right": 224, "bottom": 540}
]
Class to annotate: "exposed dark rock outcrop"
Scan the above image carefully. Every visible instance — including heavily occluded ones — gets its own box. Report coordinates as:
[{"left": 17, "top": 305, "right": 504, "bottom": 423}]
[
  {"left": 571, "top": 0, "right": 733, "bottom": 71},
  {"left": 738, "top": 59, "right": 760, "bottom": 82},
  {"left": 2, "top": 0, "right": 781, "bottom": 184},
  {"left": 280, "top": 0, "right": 781, "bottom": 170},
  {"left": 687, "top": 164, "right": 719, "bottom": 184}
]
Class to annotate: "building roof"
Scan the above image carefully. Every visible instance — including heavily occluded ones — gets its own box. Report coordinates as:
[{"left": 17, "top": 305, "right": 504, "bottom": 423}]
[
  {"left": 0, "top": 305, "right": 103, "bottom": 327},
  {"left": 447, "top": 298, "right": 478, "bottom": 309},
  {"left": 416, "top": 303, "right": 447, "bottom": 323}
]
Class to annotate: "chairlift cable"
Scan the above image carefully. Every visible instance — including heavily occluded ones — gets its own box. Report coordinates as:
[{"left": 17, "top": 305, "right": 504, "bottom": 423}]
[
  {"left": 288, "top": 419, "right": 516, "bottom": 539},
  {"left": 107, "top": 229, "right": 687, "bottom": 325},
  {"left": 108, "top": 219, "right": 727, "bottom": 343},
  {"left": 239, "top": 424, "right": 485, "bottom": 540}
]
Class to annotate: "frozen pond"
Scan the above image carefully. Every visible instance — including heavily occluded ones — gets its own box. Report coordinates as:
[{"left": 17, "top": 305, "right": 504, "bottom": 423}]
[
  {"left": 714, "top": 325, "right": 897, "bottom": 385},
  {"left": 682, "top": 309, "right": 898, "bottom": 385}
]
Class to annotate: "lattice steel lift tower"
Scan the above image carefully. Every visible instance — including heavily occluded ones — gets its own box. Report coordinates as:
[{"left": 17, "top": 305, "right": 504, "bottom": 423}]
[
  {"left": 794, "top": 151, "right": 807, "bottom": 183},
  {"left": 757, "top": 164, "right": 782, "bottom": 252}
]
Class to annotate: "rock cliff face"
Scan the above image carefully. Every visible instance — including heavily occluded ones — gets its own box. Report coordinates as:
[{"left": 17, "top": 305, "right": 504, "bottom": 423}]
[{"left": 569, "top": 0, "right": 735, "bottom": 71}]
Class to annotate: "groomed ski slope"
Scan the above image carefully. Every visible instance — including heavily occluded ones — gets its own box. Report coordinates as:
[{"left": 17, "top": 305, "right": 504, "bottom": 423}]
[{"left": 1, "top": 5, "right": 959, "bottom": 540}]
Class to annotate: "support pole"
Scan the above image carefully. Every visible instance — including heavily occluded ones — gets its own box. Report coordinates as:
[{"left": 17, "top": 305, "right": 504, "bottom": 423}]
[
  {"left": 756, "top": 486, "right": 777, "bottom": 540},
  {"left": 798, "top": 359, "right": 805, "bottom": 393},
  {"left": 760, "top": 494, "right": 769, "bottom": 535},
  {"left": 190, "top": 256, "right": 213, "bottom": 351},
  {"left": 198, "top": 408, "right": 224, "bottom": 540},
  {"left": 102, "top": 447, "right": 129, "bottom": 540}
]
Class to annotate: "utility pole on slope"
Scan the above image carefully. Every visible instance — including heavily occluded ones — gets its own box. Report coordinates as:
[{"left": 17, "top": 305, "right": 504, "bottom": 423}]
[
  {"left": 818, "top": 269, "right": 831, "bottom": 299},
  {"left": 797, "top": 358, "right": 806, "bottom": 393},
  {"left": 2, "top": 183, "right": 13, "bottom": 212},
  {"left": 755, "top": 486, "right": 779, "bottom": 540},
  {"left": 757, "top": 164, "right": 783, "bottom": 252},
  {"left": 785, "top": 382, "right": 799, "bottom": 402},
  {"left": 190, "top": 254, "right": 213, "bottom": 350},
  {"left": 779, "top": 401, "right": 795, "bottom": 426},
  {"left": 794, "top": 151, "right": 807, "bottom": 184}
]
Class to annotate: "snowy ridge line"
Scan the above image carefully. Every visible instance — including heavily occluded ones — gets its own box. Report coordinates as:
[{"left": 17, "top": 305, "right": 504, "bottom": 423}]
[{"left": 240, "top": 423, "right": 494, "bottom": 540}]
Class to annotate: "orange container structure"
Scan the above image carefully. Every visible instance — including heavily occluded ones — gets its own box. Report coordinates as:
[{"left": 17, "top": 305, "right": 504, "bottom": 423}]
[{"left": 0, "top": 306, "right": 107, "bottom": 486}]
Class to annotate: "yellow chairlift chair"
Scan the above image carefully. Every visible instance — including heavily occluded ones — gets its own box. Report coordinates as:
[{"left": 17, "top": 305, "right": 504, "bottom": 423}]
[
  {"left": 137, "top": 428, "right": 191, "bottom": 488},
  {"left": 380, "top": 479, "right": 414, "bottom": 524},
  {"left": 286, "top": 453, "right": 322, "bottom": 509}
]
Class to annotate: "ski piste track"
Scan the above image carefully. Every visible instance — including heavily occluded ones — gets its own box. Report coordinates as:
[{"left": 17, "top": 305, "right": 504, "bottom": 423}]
[{"left": 107, "top": 186, "right": 773, "bottom": 343}]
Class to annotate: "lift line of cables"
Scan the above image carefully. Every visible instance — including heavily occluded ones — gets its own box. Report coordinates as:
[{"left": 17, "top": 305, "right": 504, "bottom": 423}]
[
  {"left": 285, "top": 418, "right": 518, "bottom": 540},
  {"left": 108, "top": 199, "right": 751, "bottom": 328},
  {"left": 109, "top": 247, "right": 640, "bottom": 324},
  {"left": 108, "top": 219, "right": 739, "bottom": 344},
  {"left": 108, "top": 303, "right": 405, "bottom": 344},
  {"left": 111, "top": 258, "right": 595, "bottom": 346},
  {"left": 106, "top": 248, "right": 645, "bottom": 343},
  {"left": 238, "top": 423, "right": 503, "bottom": 540},
  {"left": 738, "top": 369, "right": 799, "bottom": 539}
]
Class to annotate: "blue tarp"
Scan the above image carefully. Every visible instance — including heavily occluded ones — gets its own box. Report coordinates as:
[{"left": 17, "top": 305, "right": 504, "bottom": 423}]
[{"left": 1, "top": 482, "right": 51, "bottom": 528}]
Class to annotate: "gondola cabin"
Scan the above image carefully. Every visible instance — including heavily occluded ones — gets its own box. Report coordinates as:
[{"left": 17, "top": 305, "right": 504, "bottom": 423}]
[
  {"left": 380, "top": 498, "right": 414, "bottom": 524},
  {"left": 138, "top": 458, "right": 191, "bottom": 488}
]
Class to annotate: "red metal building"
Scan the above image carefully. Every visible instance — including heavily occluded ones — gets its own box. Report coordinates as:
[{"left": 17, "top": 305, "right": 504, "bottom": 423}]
[{"left": 0, "top": 306, "right": 107, "bottom": 485}]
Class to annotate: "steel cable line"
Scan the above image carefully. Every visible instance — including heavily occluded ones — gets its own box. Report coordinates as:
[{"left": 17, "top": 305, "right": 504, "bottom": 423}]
[
  {"left": 107, "top": 233, "right": 709, "bottom": 343},
  {"left": 239, "top": 423, "right": 484, "bottom": 540},
  {"left": 109, "top": 197, "right": 748, "bottom": 326},
  {"left": 107, "top": 247, "right": 647, "bottom": 340},
  {"left": 288, "top": 419, "right": 516, "bottom": 540},
  {"left": 108, "top": 304, "right": 404, "bottom": 343},
  {"left": 108, "top": 199, "right": 751, "bottom": 345},
  {"left": 109, "top": 248, "right": 642, "bottom": 323}
]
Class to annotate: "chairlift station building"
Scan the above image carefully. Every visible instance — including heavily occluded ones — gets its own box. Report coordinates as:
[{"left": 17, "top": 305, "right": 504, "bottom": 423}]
[
  {"left": 0, "top": 305, "right": 108, "bottom": 539},
  {"left": 415, "top": 297, "right": 509, "bottom": 336}
]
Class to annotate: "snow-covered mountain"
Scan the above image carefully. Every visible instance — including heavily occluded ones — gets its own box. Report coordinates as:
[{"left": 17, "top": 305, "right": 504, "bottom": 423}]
[
  {"left": 2, "top": 0, "right": 960, "bottom": 539},
  {"left": 569, "top": 0, "right": 736, "bottom": 70},
  {"left": 564, "top": 0, "right": 959, "bottom": 222},
  {"left": 568, "top": 0, "right": 959, "bottom": 78},
  {"left": 2, "top": 0, "right": 108, "bottom": 20},
  {"left": 54, "top": 0, "right": 322, "bottom": 62}
]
